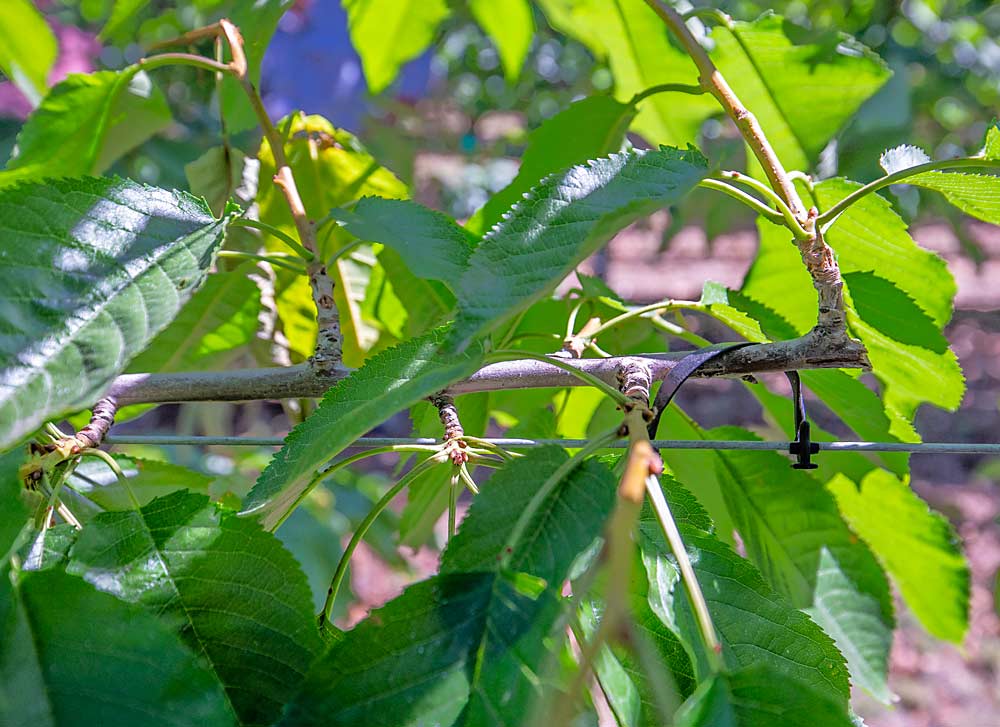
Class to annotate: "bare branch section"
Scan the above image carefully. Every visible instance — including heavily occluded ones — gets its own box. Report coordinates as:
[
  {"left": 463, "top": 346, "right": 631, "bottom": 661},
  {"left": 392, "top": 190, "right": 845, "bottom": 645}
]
[
  {"left": 106, "top": 332, "right": 869, "bottom": 406},
  {"left": 642, "top": 0, "right": 858, "bottom": 341}
]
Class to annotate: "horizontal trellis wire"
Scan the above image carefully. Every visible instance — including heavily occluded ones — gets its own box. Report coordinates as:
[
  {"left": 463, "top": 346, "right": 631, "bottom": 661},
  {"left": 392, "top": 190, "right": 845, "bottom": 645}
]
[{"left": 103, "top": 434, "right": 1000, "bottom": 455}]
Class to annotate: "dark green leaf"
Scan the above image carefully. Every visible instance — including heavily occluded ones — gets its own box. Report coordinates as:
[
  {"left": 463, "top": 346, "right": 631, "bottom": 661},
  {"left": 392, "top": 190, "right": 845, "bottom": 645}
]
[
  {"left": 0, "top": 569, "right": 235, "bottom": 726},
  {"left": 0, "top": 177, "right": 231, "bottom": 449},
  {"left": 330, "top": 197, "right": 475, "bottom": 285},
  {"left": 468, "top": 96, "right": 637, "bottom": 235},
  {"left": 843, "top": 271, "right": 947, "bottom": 353},
  {"left": 1, "top": 70, "right": 171, "bottom": 186},
  {"left": 674, "top": 665, "right": 853, "bottom": 727},
  {"left": 829, "top": 470, "right": 970, "bottom": 642},
  {"left": 709, "top": 428, "right": 894, "bottom": 702},
  {"left": 0, "top": 448, "right": 28, "bottom": 558},
  {"left": 450, "top": 147, "right": 708, "bottom": 349},
  {"left": 0, "top": 0, "right": 57, "bottom": 105},
  {"left": 242, "top": 327, "right": 483, "bottom": 529},
  {"left": 638, "top": 478, "right": 850, "bottom": 705},
  {"left": 67, "top": 491, "right": 321, "bottom": 726},
  {"left": 441, "top": 446, "right": 617, "bottom": 584}
]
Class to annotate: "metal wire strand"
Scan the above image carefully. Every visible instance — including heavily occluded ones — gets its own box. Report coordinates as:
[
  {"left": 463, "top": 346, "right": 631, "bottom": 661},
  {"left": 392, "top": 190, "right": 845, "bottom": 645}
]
[{"left": 102, "top": 434, "right": 1000, "bottom": 455}]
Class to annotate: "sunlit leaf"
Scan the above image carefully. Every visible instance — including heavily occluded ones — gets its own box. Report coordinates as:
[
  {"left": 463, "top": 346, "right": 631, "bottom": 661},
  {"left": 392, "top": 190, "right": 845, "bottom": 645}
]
[
  {"left": 0, "top": 177, "right": 231, "bottom": 450},
  {"left": 470, "top": 0, "right": 534, "bottom": 81},
  {"left": 879, "top": 144, "right": 930, "bottom": 174},
  {"left": 829, "top": 470, "right": 970, "bottom": 642},
  {"left": 0, "top": 0, "right": 57, "bottom": 106}
]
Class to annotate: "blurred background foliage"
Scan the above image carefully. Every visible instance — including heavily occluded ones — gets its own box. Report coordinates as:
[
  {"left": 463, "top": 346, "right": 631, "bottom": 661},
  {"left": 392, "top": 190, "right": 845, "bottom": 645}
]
[{"left": 4, "top": 0, "right": 997, "bottom": 226}]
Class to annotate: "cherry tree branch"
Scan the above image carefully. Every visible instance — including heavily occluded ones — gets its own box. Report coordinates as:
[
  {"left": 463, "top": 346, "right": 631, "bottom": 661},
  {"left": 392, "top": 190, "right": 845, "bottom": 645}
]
[{"left": 106, "top": 328, "right": 869, "bottom": 406}]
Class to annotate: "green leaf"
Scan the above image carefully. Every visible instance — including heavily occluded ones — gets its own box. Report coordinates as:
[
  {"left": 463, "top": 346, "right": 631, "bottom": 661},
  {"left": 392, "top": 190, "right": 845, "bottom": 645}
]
[
  {"left": 1, "top": 70, "right": 172, "bottom": 187},
  {"left": 708, "top": 428, "right": 894, "bottom": 702},
  {"left": 287, "top": 446, "right": 616, "bottom": 726},
  {"left": 638, "top": 478, "right": 850, "bottom": 705},
  {"left": 242, "top": 327, "right": 483, "bottom": 529},
  {"left": 330, "top": 197, "right": 475, "bottom": 285},
  {"left": 828, "top": 470, "right": 970, "bottom": 642},
  {"left": 537, "top": 0, "right": 717, "bottom": 147},
  {"left": 450, "top": 147, "right": 708, "bottom": 349},
  {"left": 0, "top": 0, "right": 57, "bottom": 106},
  {"left": 185, "top": 147, "right": 260, "bottom": 216},
  {"left": 470, "top": 0, "right": 534, "bottom": 81},
  {"left": 0, "top": 569, "right": 235, "bottom": 726},
  {"left": 903, "top": 170, "right": 1000, "bottom": 226},
  {"left": 219, "top": 0, "right": 295, "bottom": 133},
  {"left": 0, "top": 177, "right": 231, "bottom": 450},
  {"left": 469, "top": 95, "right": 636, "bottom": 235},
  {"left": 983, "top": 121, "right": 1000, "bottom": 160},
  {"left": 343, "top": 0, "right": 451, "bottom": 94},
  {"left": 63, "top": 455, "right": 212, "bottom": 518},
  {"left": 257, "top": 115, "right": 408, "bottom": 366},
  {"left": 675, "top": 665, "right": 853, "bottom": 727},
  {"left": 67, "top": 491, "right": 321, "bottom": 726},
  {"left": 128, "top": 270, "right": 261, "bottom": 373},
  {"left": 879, "top": 144, "right": 930, "bottom": 174},
  {"left": 441, "top": 446, "right": 617, "bottom": 584},
  {"left": 0, "top": 448, "right": 28, "bottom": 558},
  {"left": 100, "top": 0, "right": 150, "bottom": 41},
  {"left": 843, "top": 271, "right": 947, "bottom": 354},
  {"left": 712, "top": 14, "right": 890, "bottom": 170}
]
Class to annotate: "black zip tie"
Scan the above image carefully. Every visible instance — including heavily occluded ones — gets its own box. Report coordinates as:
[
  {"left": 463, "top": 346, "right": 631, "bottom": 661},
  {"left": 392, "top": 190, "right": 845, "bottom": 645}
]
[
  {"left": 785, "top": 371, "right": 819, "bottom": 469},
  {"left": 647, "top": 342, "right": 756, "bottom": 439}
]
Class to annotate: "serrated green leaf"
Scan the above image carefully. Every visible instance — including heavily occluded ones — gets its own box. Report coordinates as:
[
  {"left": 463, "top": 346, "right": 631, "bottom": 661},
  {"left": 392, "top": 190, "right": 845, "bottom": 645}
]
[
  {"left": 377, "top": 247, "right": 455, "bottom": 337},
  {"left": 674, "top": 665, "right": 853, "bottom": 727},
  {"left": 712, "top": 14, "right": 890, "bottom": 170},
  {"left": 1, "top": 70, "right": 171, "bottom": 187},
  {"left": 468, "top": 96, "right": 637, "bottom": 235},
  {"left": 0, "top": 177, "right": 230, "bottom": 450},
  {"left": 343, "top": 0, "right": 450, "bottom": 94},
  {"left": 813, "top": 178, "right": 954, "bottom": 326},
  {"left": 20, "top": 523, "right": 77, "bottom": 572},
  {"left": 638, "top": 478, "right": 850, "bottom": 704},
  {"left": 441, "top": 446, "right": 617, "bottom": 584},
  {"left": 218, "top": 0, "right": 294, "bottom": 133},
  {"left": 242, "top": 327, "right": 483, "bottom": 529},
  {"left": 330, "top": 197, "right": 475, "bottom": 285},
  {"left": 287, "top": 450, "right": 612, "bottom": 726},
  {"left": 450, "top": 147, "right": 708, "bottom": 349},
  {"left": 828, "top": 470, "right": 969, "bottom": 642},
  {"left": 257, "top": 115, "right": 408, "bottom": 366},
  {"left": 470, "top": 0, "right": 534, "bottom": 81},
  {"left": 879, "top": 144, "right": 930, "bottom": 175},
  {"left": 0, "top": 0, "right": 57, "bottom": 106},
  {"left": 0, "top": 569, "right": 235, "bottom": 727},
  {"left": 63, "top": 455, "right": 212, "bottom": 518},
  {"left": 67, "top": 491, "right": 321, "bottom": 726},
  {"left": 904, "top": 170, "right": 1000, "bottom": 226},
  {"left": 708, "top": 428, "right": 894, "bottom": 702},
  {"left": 537, "top": 0, "right": 716, "bottom": 147},
  {"left": 128, "top": 270, "right": 261, "bottom": 373}
]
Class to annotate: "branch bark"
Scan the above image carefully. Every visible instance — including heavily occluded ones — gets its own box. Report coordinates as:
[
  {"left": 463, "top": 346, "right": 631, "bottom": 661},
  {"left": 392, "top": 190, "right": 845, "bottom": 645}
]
[{"left": 106, "top": 329, "right": 869, "bottom": 406}]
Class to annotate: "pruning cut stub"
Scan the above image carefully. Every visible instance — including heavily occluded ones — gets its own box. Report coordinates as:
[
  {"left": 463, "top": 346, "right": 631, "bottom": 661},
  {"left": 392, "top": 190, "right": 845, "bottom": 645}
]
[{"left": 786, "top": 371, "right": 819, "bottom": 469}]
